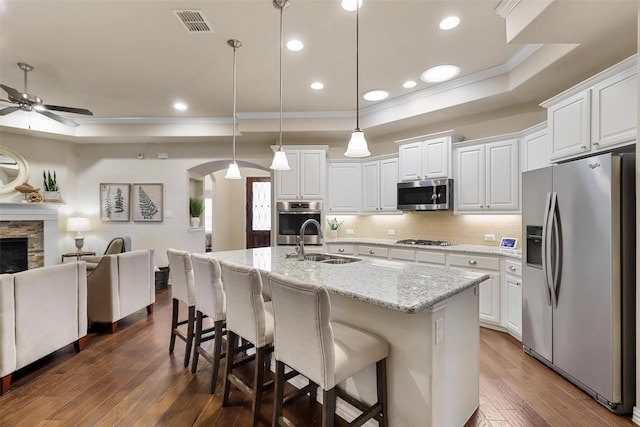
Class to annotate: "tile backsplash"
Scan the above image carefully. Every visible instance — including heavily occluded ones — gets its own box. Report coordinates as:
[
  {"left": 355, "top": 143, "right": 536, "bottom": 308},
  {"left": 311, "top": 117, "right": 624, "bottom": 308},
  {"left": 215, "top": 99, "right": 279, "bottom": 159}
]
[{"left": 328, "top": 212, "right": 522, "bottom": 248}]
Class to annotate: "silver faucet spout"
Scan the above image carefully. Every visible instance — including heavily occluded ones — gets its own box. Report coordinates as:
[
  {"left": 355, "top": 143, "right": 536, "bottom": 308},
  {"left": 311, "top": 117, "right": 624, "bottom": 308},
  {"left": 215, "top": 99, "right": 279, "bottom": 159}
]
[{"left": 298, "top": 218, "right": 322, "bottom": 260}]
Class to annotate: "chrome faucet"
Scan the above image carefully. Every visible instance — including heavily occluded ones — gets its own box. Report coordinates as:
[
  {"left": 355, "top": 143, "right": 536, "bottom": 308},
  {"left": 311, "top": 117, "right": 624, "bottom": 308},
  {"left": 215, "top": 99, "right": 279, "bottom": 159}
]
[{"left": 297, "top": 218, "right": 322, "bottom": 261}]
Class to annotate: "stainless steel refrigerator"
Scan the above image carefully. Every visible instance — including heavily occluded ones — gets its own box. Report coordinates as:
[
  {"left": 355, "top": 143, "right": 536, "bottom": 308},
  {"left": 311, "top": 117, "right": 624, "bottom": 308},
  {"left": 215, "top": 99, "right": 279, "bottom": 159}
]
[{"left": 522, "top": 152, "right": 635, "bottom": 414}]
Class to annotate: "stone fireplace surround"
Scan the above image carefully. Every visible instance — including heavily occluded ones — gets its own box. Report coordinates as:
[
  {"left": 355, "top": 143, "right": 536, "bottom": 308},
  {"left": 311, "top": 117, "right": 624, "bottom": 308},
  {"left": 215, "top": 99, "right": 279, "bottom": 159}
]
[{"left": 0, "top": 203, "right": 60, "bottom": 268}]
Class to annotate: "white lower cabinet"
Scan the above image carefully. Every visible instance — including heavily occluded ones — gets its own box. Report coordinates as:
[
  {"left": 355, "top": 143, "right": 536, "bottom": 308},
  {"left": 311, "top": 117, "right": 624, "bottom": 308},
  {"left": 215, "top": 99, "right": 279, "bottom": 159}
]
[
  {"left": 503, "top": 259, "right": 522, "bottom": 340},
  {"left": 326, "top": 241, "right": 522, "bottom": 340},
  {"left": 448, "top": 253, "right": 501, "bottom": 326}
]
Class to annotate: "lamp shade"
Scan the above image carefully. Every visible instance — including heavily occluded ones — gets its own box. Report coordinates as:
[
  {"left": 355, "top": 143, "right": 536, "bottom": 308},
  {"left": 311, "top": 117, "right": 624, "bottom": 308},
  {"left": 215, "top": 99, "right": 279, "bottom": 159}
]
[
  {"left": 225, "top": 162, "right": 242, "bottom": 179},
  {"left": 67, "top": 217, "right": 90, "bottom": 233},
  {"left": 344, "top": 130, "right": 371, "bottom": 157},
  {"left": 270, "top": 149, "right": 290, "bottom": 170}
]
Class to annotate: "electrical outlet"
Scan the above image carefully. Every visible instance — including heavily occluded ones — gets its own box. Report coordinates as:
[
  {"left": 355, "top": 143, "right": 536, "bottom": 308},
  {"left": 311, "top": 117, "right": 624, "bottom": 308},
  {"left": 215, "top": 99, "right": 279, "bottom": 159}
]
[
  {"left": 435, "top": 318, "right": 444, "bottom": 345},
  {"left": 387, "top": 229, "right": 396, "bottom": 236},
  {"left": 346, "top": 229, "right": 354, "bottom": 235},
  {"left": 484, "top": 234, "right": 496, "bottom": 241}
]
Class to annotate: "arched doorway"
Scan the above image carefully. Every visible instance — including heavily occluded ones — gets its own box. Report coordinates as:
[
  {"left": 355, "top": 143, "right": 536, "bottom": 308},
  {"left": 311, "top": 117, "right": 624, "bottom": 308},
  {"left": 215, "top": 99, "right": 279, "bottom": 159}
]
[{"left": 188, "top": 160, "right": 271, "bottom": 252}]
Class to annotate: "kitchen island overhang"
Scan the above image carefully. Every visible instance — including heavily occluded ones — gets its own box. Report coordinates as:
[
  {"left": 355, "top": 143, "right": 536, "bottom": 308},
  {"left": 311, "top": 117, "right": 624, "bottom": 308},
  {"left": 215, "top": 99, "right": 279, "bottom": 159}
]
[{"left": 208, "top": 246, "right": 489, "bottom": 426}]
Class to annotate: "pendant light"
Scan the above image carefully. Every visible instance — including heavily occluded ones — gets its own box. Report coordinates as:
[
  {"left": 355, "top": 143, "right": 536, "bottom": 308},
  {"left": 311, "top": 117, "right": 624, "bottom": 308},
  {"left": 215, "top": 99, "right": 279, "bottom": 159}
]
[
  {"left": 225, "top": 39, "right": 243, "bottom": 180},
  {"left": 270, "top": 0, "right": 291, "bottom": 170},
  {"left": 344, "top": 0, "right": 371, "bottom": 158}
]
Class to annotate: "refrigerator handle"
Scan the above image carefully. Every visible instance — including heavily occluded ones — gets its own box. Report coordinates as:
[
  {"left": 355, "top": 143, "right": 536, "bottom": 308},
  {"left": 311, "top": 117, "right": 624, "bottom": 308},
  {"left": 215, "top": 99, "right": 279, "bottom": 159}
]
[
  {"left": 551, "top": 192, "right": 561, "bottom": 309},
  {"left": 541, "top": 192, "right": 553, "bottom": 307},
  {"left": 548, "top": 192, "right": 559, "bottom": 309}
]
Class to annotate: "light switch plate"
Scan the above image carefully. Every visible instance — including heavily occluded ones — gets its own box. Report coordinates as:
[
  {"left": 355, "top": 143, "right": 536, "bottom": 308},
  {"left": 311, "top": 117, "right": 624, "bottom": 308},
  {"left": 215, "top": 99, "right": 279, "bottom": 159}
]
[{"left": 346, "top": 229, "right": 354, "bottom": 235}]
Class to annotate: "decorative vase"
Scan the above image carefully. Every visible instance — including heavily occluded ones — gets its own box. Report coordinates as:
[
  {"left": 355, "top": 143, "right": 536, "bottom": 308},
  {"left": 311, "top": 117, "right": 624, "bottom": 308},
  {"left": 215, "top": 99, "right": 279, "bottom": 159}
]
[
  {"left": 329, "top": 229, "right": 338, "bottom": 239},
  {"left": 190, "top": 217, "right": 201, "bottom": 227},
  {"left": 43, "top": 191, "right": 60, "bottom": 202}
]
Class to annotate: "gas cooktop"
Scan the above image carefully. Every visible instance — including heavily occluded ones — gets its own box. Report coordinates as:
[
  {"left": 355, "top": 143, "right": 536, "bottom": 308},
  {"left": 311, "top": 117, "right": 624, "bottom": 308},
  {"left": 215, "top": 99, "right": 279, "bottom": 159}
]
[{"left": 396, "top": 239, "right": 451, "bottom": 247}]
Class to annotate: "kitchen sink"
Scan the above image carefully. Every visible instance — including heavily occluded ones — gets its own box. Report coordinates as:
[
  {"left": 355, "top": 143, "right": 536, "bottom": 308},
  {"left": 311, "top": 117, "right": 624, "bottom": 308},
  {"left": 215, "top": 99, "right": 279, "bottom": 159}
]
[{"left": 303, "top": 253, "right": 361, "bottom": 264}]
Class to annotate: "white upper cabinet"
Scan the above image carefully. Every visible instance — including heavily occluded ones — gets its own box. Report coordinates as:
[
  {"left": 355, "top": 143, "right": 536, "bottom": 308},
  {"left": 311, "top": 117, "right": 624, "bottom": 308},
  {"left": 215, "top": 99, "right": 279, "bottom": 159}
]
[
  {"left": 547, "top": 91, "right": 591, "bottom": 161},
  {"left": 396, "top": 131, "right": 463, "bottom": 181},
  {"left": 542, "top": 55, "right": 637, "bottom": 162},
  {"left": 591, "top": 66, "right": 637, "bottom": 149},
  {"left": 327, "top": 162, "right": 361, "bottom": 213},
  {"left": 520, "top": 122, "right": 549, "bottom": 172},
  {"left": 275, "top": 148, "right": 326, "bottom": 200},
  {"left": 362, "top": 157, "right": 398, "bottom": 212},
  {"left": 454, "top": 135, "right": 520, "bottom": 214}
]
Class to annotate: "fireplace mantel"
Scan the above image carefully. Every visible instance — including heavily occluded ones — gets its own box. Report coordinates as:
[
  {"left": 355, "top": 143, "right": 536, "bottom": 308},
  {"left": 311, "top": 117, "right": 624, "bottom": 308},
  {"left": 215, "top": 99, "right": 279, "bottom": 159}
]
[{"left": 0, "top": 202, "right": 61, "bottom": 266}]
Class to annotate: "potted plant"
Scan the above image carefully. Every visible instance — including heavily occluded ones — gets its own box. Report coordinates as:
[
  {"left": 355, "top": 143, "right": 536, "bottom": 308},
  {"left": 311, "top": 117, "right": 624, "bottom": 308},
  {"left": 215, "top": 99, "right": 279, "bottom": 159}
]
[
  {"left": 42, "top": 170, "right": 60, "bottom": 202},
  {"left": 326, "top": 217, "right": 343, "bottom": 239},
  {"left": 189, "top": 196, "right": 204, "bottom": 227}
]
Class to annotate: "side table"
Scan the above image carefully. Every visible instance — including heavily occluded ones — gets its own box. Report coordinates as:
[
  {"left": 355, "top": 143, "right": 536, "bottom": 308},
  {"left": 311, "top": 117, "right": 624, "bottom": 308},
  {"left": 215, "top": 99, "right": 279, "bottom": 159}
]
[{"left": 61, "top": 251, "right": 96, "bottom": 263}]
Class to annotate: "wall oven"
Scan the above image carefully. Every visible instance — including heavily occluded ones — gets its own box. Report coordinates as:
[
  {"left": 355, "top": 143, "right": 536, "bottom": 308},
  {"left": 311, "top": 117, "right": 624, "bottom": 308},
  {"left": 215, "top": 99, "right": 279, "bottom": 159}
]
[{"left": 276, "top": 201, "right": 323, "bottom": 245}]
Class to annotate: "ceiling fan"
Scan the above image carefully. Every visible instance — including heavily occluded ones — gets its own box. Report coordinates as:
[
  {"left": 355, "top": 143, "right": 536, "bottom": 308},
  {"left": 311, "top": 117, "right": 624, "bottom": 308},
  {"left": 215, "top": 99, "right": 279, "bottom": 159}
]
[{"left": 0, "top": 62, "right": 93, "bottom": 127}]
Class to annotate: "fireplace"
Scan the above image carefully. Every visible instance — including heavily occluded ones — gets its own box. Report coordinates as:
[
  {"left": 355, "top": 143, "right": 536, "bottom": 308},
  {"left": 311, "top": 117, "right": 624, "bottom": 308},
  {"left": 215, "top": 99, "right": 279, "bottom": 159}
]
[
  {"left": 0, "top": 237, "right": 28, "bottom": 273},
  {"left": 0, "top": 203, "right": 59, "bottom": 267}
]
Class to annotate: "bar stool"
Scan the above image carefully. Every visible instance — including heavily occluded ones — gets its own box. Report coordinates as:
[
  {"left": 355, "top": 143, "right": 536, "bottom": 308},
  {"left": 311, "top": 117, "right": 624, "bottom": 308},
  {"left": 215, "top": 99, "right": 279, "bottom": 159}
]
[
  {"left": 219, "top": 260, "right": 275, "bottom": 427},
  {"left": 268, "top": 272, "right": 389, "bottom": 427},
  {"left": 190, "top": 253, "right": 227, "bottom": 393},
  {"left": 166, "top": 248, "right": 196, "bottom": 367}
]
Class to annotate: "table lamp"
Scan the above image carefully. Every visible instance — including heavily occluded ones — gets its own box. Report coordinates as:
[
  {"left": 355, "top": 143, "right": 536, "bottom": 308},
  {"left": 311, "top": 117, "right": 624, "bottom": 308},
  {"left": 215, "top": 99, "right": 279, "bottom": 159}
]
[{"left": 67, "top": 217, "right": 90, "bottom": 252}]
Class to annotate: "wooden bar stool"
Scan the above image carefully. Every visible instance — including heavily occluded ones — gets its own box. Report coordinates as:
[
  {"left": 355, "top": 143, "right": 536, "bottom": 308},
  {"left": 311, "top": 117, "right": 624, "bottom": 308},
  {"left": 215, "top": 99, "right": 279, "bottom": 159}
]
[
  {"left": 190, "top": 253, "right": 227, "bottom": 393},
  {"left": 268, "top": 272, "right": 389, "bottom": 427},
  {"left": 166, "top": 248, "right": 196, "bottom": 367},
  {"left": 219, "top": 260, "right": 275, "bottom": 427}
]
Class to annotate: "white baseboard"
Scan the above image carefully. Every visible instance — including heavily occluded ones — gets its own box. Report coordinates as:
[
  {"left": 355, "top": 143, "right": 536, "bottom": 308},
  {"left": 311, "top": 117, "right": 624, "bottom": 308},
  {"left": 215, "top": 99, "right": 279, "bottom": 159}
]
[{"left": 632, "top": 406, "right": 640, "bottom": 425}]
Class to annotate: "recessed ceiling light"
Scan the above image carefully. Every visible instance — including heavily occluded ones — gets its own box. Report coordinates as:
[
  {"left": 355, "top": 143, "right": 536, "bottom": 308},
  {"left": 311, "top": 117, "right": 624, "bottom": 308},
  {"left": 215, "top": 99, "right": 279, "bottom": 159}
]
[
  {"left": 173, "top": 102, "right": 188, "bottom": 111},
  {"left": 363, "top": 90, "right": 388, "bottom": 101},
  {"left": 420, "top": 65, "right": 460, "bottom": 83},
  {"left": 310, "top": 82, "right": 324, "bottom": 90},
  {"left": 341, "top": 0, "right": 362, "bottom": 12},
  {"left": 287, "top": 39, "right": 304, "bottom": 51},
  {"left": 439, "top": 16, "right": 460, "bottom": 30},
  {"left": 402, "top": 80, "right": 417, "bottom": 89}
]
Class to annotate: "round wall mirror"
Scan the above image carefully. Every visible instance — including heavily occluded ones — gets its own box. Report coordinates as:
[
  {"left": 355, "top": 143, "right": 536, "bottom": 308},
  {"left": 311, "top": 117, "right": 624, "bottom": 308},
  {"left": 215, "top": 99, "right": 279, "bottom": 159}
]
[{"left": 0, "top": 146, "right": 29, "bottom": 195}]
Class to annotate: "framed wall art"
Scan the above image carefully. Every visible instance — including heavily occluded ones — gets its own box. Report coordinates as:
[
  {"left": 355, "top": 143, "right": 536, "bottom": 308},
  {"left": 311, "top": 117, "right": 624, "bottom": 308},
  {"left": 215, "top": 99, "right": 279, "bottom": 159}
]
[
  {"left": 100, "top": 183, "right": 130, "bottom": 221},
  {"left": 132, "top": 183, "right": 163, "bottom": 222}
]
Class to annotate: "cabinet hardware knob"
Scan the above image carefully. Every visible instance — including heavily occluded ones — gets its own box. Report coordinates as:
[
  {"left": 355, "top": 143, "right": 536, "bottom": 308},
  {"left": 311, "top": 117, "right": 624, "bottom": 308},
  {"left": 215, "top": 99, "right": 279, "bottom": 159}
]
[
  {"left": 480, "top": 205, "right": 484, "bottom": 208},
  {"left": 369, "top": 250, "right": 375, "bottom": 254},
  {"left": 516, "top": 282, "right": 521, "bottom": 286},
  {"left": 580, "top": 145, "right": 587, "bottom": 150},
  {"left": 509, "top": 266, "right": 517, "bottom": 271},
  {"left": 338, "top": 248, "right": 344, "bottom": 253},
  {"left": 594, "top": 142, "right": 600, "bottom": 147},
  {"left": 469, "top": 260, "right": 477, "bottom": 265}
]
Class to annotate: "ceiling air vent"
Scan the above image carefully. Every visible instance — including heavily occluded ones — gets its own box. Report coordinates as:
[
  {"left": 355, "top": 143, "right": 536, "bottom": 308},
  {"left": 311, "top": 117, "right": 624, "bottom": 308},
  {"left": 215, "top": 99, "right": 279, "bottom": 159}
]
[{"left": 173, "top": 10, "right": 213, "bottom": 33}]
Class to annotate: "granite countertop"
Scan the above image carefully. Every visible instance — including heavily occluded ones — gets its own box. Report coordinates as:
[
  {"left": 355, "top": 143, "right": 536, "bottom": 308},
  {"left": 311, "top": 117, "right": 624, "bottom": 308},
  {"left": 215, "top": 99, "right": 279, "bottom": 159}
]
[
  {"left": 208, "top": 246, "right": 489, "bottom": 314},
  {"left": 325, "top": 237, "right": 522, "bottom": 260}
]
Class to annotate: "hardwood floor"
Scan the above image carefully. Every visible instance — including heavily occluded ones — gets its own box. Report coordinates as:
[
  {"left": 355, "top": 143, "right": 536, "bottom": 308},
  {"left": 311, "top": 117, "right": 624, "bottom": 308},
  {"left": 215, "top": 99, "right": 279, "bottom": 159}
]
[{"left": 0, "top": 287, "right": 636, "bottom": 426}]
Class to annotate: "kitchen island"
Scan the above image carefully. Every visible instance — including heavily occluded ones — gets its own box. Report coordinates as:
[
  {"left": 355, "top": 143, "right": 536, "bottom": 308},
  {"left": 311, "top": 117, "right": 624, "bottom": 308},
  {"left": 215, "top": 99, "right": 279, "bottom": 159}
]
[{"left": 208, "top": 246, "right": 489, "bottom": 426}]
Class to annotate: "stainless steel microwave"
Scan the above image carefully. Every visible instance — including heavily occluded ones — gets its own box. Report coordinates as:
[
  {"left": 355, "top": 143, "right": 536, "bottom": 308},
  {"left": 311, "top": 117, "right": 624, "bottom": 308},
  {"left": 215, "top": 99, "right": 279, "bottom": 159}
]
[{"left": 397, "top": 179, "right": 453, "bottom": 211}]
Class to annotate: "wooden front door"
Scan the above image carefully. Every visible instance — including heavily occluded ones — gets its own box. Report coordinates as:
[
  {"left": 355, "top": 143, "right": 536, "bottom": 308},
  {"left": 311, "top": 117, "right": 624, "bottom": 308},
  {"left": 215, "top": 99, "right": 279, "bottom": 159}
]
[{"left": 246, "top": 177, "right": 271, "bottom": 249}]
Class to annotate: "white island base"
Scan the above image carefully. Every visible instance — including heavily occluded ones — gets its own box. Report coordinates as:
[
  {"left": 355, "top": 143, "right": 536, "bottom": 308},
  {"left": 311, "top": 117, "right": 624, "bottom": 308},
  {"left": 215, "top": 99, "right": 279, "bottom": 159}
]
[{"left": 323, "top": 285, "right": 479, "bottom": 427}]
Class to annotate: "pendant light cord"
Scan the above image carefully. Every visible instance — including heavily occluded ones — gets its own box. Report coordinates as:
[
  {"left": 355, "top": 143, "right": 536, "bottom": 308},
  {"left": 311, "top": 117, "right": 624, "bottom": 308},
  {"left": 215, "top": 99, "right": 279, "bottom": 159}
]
[
  {"left": 279, "top": 3, "right": 284, "bottom": 149},
  {"left": 355, "top": 3, "right": 360, "bottom": 131},
  {"left": 232, "top": 42, "right": 238, "bottom": 163}
]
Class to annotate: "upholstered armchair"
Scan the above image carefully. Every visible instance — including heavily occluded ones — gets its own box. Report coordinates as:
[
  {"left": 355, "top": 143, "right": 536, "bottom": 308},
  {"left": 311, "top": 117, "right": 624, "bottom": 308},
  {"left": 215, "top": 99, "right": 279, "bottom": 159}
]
[
  {"left": 0, "top": 262, "right": 88, "bottom": 394},
  {"left": 81, "top": 236, "right": 131, "bottom": 271},
  {"left": 86, "top": 249, "right": 155, "bottom": 333}
]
